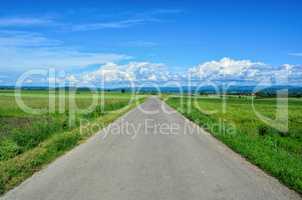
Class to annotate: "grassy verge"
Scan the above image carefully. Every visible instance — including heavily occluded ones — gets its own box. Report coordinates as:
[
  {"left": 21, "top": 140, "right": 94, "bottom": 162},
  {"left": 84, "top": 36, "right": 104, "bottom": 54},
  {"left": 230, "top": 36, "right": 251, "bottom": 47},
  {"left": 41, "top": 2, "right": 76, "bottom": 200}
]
[
  {"left": 0, "top": 99, "right": 131, "bottom": 161},
  {"left": 0, "top": 97, "right": 145, "bottom": 195},
  {"left": 165, "top": 96, "right": 302, "bottom": 193}
]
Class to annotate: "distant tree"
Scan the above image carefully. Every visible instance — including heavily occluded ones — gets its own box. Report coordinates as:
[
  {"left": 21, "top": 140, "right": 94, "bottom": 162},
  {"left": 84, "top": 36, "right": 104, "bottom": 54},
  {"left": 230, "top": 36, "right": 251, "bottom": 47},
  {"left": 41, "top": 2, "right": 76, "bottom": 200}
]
[{"left": 121, "top": 89, "right": 126, "bottom": 93}]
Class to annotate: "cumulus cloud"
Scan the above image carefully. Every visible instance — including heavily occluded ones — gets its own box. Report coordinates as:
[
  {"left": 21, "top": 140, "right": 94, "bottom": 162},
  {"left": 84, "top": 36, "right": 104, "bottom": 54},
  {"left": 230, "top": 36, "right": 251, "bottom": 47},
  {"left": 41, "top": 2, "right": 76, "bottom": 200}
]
[
  {"left": 187, "top": 57, "right": 302, "bottom": 85},
  {"left": 81, "top": 63, "right": 130, "bottom": 83},
  {"left": 7, "top": 56, "right": 302, "bottom": 87},
  {"left": 276, "top": 64, "right": 302, "bottom": 84},
  {"left": 65, "top": 75, "right": 78, "bottom": 83},
  {"left": 77, "top": 62, "right": 175, "bottom": 85},
  {"left": 188, "top": 57, "right": 269, "bottom": 82},
  {"left": 126, "top": 62, "right": 170, "bottom": 81}
]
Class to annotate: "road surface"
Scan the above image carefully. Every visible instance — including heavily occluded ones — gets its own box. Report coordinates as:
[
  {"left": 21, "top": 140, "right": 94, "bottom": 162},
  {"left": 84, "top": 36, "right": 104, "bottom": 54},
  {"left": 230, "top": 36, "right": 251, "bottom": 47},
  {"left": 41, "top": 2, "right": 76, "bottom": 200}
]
[{"left": 1, "top": 97, "right": 301, "bottom": 200}]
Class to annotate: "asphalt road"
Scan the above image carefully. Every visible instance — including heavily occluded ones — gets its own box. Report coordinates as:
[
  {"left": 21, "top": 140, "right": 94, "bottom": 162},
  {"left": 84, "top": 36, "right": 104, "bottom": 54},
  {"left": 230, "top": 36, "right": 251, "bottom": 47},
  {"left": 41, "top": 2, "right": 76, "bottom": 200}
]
[{"left": 2, "top": 97, "right": 301, "bottom": 200}]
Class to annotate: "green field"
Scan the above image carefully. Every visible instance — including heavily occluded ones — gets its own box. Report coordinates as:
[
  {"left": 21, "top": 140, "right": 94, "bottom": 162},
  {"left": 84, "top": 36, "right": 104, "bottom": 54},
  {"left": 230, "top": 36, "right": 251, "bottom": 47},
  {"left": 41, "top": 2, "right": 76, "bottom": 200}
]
[
  {"left": 165, "top": 95, "right": 302, "bottom": 193},
  {"left": 0, "top": 90, "right": 145, "bottom": 194}
]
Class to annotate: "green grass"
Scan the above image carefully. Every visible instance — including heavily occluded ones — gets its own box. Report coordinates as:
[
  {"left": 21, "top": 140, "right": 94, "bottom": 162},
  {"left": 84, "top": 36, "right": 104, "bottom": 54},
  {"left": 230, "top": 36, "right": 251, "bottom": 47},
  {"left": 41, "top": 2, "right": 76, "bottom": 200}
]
[
  {"left": 0, "top": 90, "right": 146, "bottom": 194},
  {"left": 165, "top": 95, "right": 302, "bottom": 193}
]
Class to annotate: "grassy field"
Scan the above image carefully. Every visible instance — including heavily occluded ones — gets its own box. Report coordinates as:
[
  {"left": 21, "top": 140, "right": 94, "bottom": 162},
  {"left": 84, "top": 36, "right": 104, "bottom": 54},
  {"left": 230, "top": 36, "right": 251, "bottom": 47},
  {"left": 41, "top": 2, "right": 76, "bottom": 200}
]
[
  {"left": 165, "top": 95, "right": 302, "bottom": 193},
  {"left": 0, "top": 90, "right": 145, "bottom": 194}
]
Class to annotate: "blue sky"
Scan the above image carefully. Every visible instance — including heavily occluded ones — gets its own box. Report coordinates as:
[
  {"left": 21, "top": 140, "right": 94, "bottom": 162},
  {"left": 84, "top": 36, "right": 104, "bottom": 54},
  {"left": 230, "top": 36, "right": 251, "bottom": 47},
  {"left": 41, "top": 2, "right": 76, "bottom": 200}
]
[{"left": 0, "top": 0, "right": 301, "bottom": 86}]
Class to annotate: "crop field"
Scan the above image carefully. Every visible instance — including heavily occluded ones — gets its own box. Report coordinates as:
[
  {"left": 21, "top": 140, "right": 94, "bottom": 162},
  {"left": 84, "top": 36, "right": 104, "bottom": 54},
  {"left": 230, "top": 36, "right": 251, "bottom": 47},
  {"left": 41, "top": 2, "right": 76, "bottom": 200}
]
[
  {"left": 0, "top": 89, "right": 145, "bottom": 194},
  {"left": 165, "top": 96, "right": 302, "bottom": 193}
]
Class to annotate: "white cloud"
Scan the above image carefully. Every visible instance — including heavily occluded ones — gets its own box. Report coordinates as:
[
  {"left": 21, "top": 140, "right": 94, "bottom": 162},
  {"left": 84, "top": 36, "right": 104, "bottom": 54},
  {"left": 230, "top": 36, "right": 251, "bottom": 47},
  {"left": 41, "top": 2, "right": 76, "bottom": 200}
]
[
  {"left": 150, "top": 9, "right": 183, "bottom": 15},
  {"left": 0, "top": 31, "right": 62, "bottom": 47},
  {"left": 289, "top": 53, "right": 302, "bottom": 57},
  {"left": 24, "top": 79, "right": 33, "bottom": 83},
  {"left": 2, "top": 42, "right": 302, "bottom": 87},
  {"left": 189, "top": 57, "right": 272, "bottom": 83},
  {"left": 0, "top": 46, "right": 129, "bottom": 72},
  {"left": 0, "top": 17, "right": 54, "bottom": 26},
  {"left": 123, "top": 41, "right": 158, "bottom": 47},
  {"left": 126, "top": 62, "right": 170, "bottom": 81},
  {"left": 188, "top": 57, "right": 302, "bottom": 85},
  {"left": 71, "top": 18, "right": 156, "bottom": 31},
  {"left": 0, "top": 31, "right": 130, "bottom": 72},
  {"left": 21, "top": 58, "right": 302, "bottom": 86},
  {"left": 70, "top": 8, "right": 182, "bottom": 31},
  {"left": 276, "top": 64, "right": 302, "bottom": 84},
  {"left": 81, "top": 63, "right": 130, "bottom": 82},
  {"left": 0, "top": 8, "right": 183, "bottom": 32},
  {"left": 78, "top": 62, "right": 174, "bottom": 84},
  {"left": 65, "top": 75, "right": 78, "bottom": 83}
]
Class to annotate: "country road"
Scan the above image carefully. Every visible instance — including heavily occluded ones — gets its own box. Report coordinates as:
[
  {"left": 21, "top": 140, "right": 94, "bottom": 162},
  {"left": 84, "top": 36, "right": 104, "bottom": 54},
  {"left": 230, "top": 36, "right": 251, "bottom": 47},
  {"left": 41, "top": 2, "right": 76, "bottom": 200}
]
[{"left": 1, "top": 97, "right": 301, "bottom": 200}]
